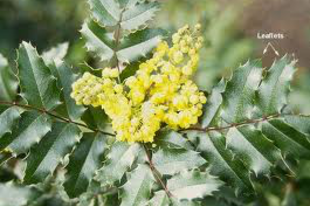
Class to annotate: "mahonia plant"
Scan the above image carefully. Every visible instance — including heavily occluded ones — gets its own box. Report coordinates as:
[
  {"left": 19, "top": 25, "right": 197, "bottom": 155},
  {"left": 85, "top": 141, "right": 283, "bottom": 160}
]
[
  {"left": 0, "top": 0, "right": 310, "bottom": 206},
  {"left": 71, "top": 25, "right": 206, "bottom": 143}
]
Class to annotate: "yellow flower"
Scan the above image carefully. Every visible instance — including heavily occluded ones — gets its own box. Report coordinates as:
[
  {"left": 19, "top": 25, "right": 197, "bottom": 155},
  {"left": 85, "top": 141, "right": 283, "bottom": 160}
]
[{"left": 71, "top": 24, "right": 206, "bottom": 143}]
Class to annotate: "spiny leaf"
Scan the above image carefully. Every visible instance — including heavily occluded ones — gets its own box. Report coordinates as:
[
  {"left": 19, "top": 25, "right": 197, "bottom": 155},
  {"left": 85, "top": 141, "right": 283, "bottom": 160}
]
[
  {"left": 221, "top": 60, "right": 262, "bottom": 123},
  {"left": 18, "top": 42, "right": 61, "bottom": 110},
  {"left": 147, "top": 191, "right": 170, "bottom": 206},
  {"left": 81, "top": 20, "right": 165, "bottom": 64},
  {"left": 0, "top": 106, "right": 20, "bottom": 138},
  {"left": 192, "top": 56, "right": 303, "bottom": 194},
  {"left": 63, "top": 132, "right": 107, "bottom": 198},
  {"left": 77, "top": 181, "right": 117, "bottom": 206},
  {"left": 50, "top": 62, "right": 86, "bottom": 120},
  {"left": 88, "top": 0, "right": 121, "bottom": 27},
  {"left": 201, "top": 80, "right": 225, "bottom": 128},
  {"left": 89, "top": 0, "right": 160, "bottom": 33},
  {"left": 193, "top": 131, "right": 253, "bottom": 194},
  {"left": 0, "top": 111, "right": 52, "bottom": 155},
  {"left": 42, "top": 42, "right": 69, "bottom": 66},
  {"left": 81, "top": 20, "right": 115, "bottom": 62},
  {"left": 120, "top": 164, "right": 155, "bottom": 206},
  {"left": 258, "top": 55, "right": 297, "bottom": 115},
  {"left": 167, "top": 169, "right": 223, "bottom": 201},
  {"left": 155, "top": 130, "right": 193, "bottom": 150},
  {"left": 284, "top": 115, "right": 310, "bottom": 135},
  {"left": 152, "top": 148, "right": 206, "bottom": 175},
  {"left": 121, "top": 1, "right": 160, "bottom": 32},
  {"left": 226, "top": 125, "right": 282, "bottom": 175},
  {"left": 0, "top": 53, "right": 18, "bottom": 101},
  {"left": 24, "top": 122, "right": 81, "bottom": 184},
  {"left": 117, "top": 28, "right": 165, "bottom": 63},
  {"left": 262, "top": 118, "right": 310, "bottom": 158},
  {"left": 0, "top": 183, "right": 38, "bottom": 206},
  {"left": 96, "top": 142, "right": 141, "bottom": 185}
]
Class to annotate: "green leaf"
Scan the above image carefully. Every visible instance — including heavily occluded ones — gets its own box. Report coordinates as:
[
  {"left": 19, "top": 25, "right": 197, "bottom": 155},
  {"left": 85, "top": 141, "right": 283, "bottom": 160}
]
[
  {"left": 117, "top": 28, "right": 165, "bottom": 63},
  {"left": 155, "top": 130, "right": 193, "bottom": 150},
  {"left": 221, "top": 60, "right": 262, "bottom": 123},
  {"left": 152, "top": 148, "right": 206, "bottom": 175},
  {"left": 167, "top": 169, "right": 222, "bottom": 201},
  {"left": 77, "top": 181, "right": 118, "bottom": 206},
  {"left": 24, "top": 122, "right": 81, "bottom": 184},
  {"left": 147, "top": 191, "right": 170, "bottom": 206},
  {"left": 96, "top": 142, "right": 141, "bottom": 185},
  {"left": 120, "top": 164, "right": 155, "bottom": 206},
  {"left": 81, "top": 20, "right": 115, "bottom": 62},
  {"left": 50, "top": 62, "right": 86, "bottom": 120},
  {"left": 194, "top": 131, "right": 253, "bottom": 194},
  {"left": 262, "top": 118, "right": 310, "bottom": 158},
  {"left": 0, "top": 111, "right": 52, "bottom": 155},
  {"left": 0, "top": 183, "right": 38, "bottom": 206},
  {"left": 284, "top": 115, "right": 310, "bottom": 135},
  {"left": 0, "top": 54, "right": 18, "bottom": 101},
  {"left": 192, "top": 56, "right": 304, "bottom": 194},
  {"left": 88, "top": 0, "right": 121, "bottom": 27},
  {"left": 63, "top": 132, "right": 107, "bottom": 198},
  {"left": 121, "top": 1, "right": 160, "bottom": 32},
  {"left": 226, "top": 125, "right": 282, "bottom": 175},
  {"left": 81, "top": 107, "right": 110, "bottom": 131},
  {"left": 42, "top": 42, "right": 69, "bottom": 66},
  {"left": 89, "top": 0, "right": 160, "bottom": 32},
  {"left": 18, "top": 42, "right": 61, "bottom": 110},
  {"left": 0, "top": 106, "right": 20, "bottom": 138},
  {"left": 81, "top": 20, "right": 165, "bottom": 64},
  {"left": 201, "top": 80, "right": 225, "bottom": 128},
  {"left": 258, "top": 55, "right": 296, "bottom": 115}
]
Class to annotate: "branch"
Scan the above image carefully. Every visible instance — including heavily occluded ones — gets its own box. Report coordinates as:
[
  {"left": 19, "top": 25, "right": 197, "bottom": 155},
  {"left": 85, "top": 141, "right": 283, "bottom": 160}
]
[
  {"left": 143, "top": 144, "right": 173, "bottom": 199},
  {"left": 179, "top": 113, "right": 282, "bottom": 133},
  {"left": 0, "top": 101, "right": 116, "bottom": 137}
]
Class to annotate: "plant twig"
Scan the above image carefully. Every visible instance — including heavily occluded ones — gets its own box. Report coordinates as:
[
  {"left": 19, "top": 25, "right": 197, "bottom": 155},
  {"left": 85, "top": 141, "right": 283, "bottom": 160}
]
[
  {"left": 179, "top": 113, "right": 282, "bottom": 133},
  {"left": 143, "top": 144, "right": 173, "bottom": 198},
  {"left": 0, "top": 101, "right": 115, "bottom": 137}
]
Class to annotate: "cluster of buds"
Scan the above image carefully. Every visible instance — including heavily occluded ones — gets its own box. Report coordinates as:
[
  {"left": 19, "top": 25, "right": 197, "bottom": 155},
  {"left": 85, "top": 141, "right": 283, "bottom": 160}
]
[{"left": 71, "top": 24, "right": 206, "bottom": 143}]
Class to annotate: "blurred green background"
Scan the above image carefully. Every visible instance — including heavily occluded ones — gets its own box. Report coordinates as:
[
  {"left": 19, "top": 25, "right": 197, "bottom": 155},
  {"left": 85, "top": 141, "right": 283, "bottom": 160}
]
[{"left": 0, "top": 0, "right": 310, "bottom": 205}]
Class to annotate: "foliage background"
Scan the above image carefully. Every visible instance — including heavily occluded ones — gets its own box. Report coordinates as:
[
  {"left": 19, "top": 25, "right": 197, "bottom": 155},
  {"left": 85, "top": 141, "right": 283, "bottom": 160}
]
[{"left": 0, "top": 0, "right": 310, "bottom": 205}]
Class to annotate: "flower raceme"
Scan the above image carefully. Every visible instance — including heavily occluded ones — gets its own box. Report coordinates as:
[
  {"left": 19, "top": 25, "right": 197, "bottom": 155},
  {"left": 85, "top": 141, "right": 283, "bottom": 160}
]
[{"left": 71, "top": 24, "right": 206, "bottom": 143}]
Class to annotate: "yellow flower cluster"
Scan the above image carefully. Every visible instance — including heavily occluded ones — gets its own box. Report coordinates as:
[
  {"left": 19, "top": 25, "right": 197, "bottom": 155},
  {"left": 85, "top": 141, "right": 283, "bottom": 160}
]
[{"left": 71, "top": 24, "right": 206, "bottom": 143}]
